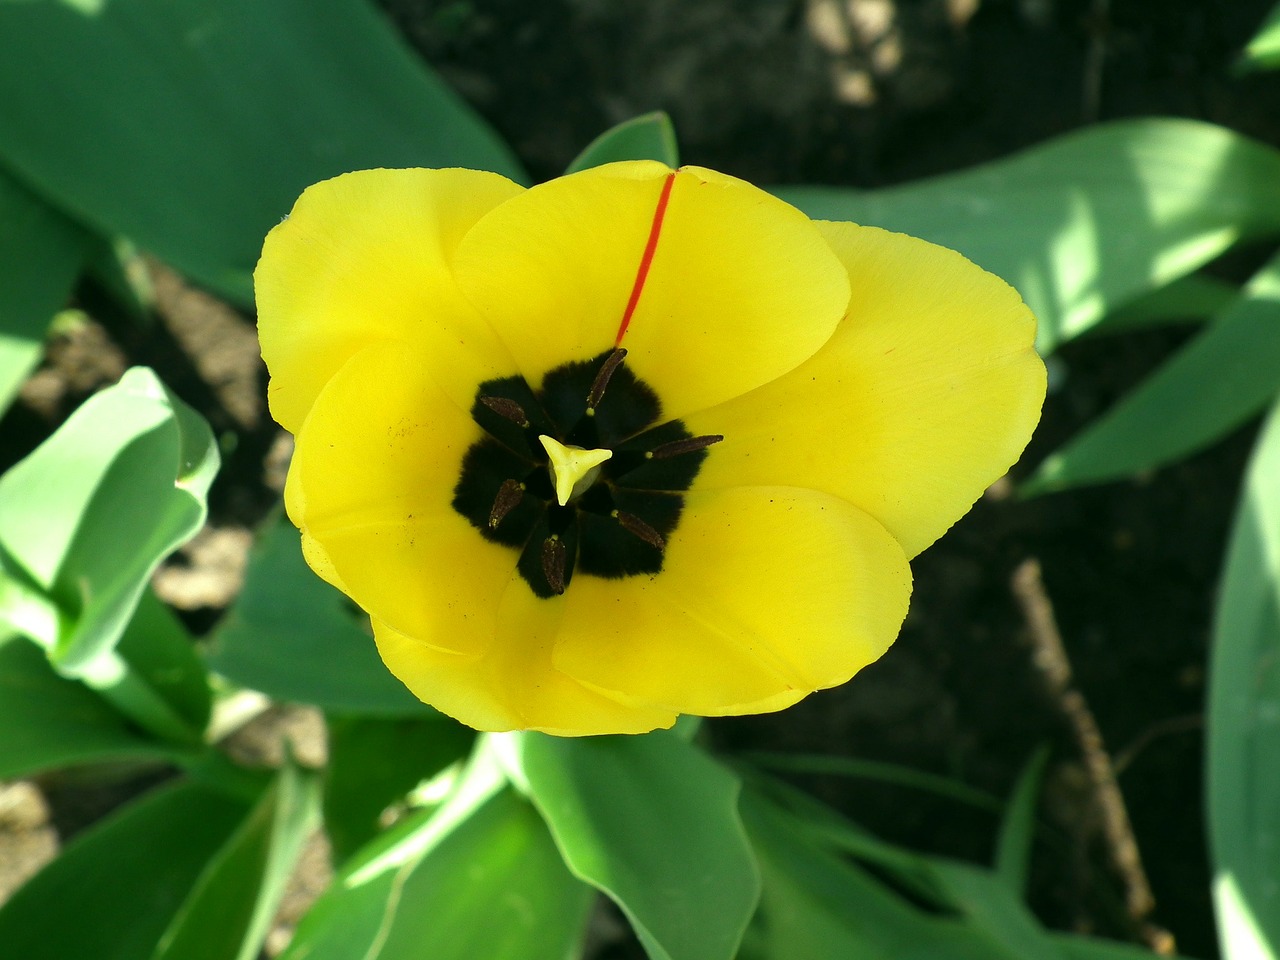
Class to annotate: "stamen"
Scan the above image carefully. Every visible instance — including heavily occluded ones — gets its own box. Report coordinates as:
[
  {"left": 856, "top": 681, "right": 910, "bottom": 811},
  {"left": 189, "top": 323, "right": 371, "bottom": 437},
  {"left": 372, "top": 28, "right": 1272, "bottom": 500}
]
[
  {"left": 479, "top": 395, "right": 530, "bottom": 427},
  {"left": 614, "top": 510, "right": 665, "bottom": 549},
  {"left": 651, "top": 434, "right": 724, "bottom": 459},
  {"left": 541, "top": 535, "right": 566, "bottom": 594},
  {"left": 615, "top": 171, "right": 677, "bottom": 344},
  {"left": 487, "top": 479, "right": 525, "bottom": 529},
  {"left": 587, "top": 348, "right": 627, "bottom": 409}
]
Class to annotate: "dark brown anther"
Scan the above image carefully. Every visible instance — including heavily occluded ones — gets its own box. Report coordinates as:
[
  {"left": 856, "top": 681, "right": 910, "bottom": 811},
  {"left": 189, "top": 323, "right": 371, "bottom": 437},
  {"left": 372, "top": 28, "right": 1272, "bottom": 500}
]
[
  {"left": 651, "top": 434, "right": 724, "bottom": 459},
  {"left": 487, "top": 479, "right": 525, "bottom": 529},
  {"left": 541, "top": 536, "right": 567, "bottom": 594},
  {"left": 479, "top": 395, "right": 530, "bottom": 427},
  {"left": 615, "top": 511, "right": 665, "bottom": 550},
  {"left": 587, "top": 348, "right": 628, "bottom": 409}
]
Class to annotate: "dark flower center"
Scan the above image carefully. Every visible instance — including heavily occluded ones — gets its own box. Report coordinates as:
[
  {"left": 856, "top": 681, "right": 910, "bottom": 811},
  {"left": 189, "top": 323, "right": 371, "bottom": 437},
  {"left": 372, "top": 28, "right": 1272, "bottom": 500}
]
[{"left": 451, "top": 349, "right": 722, "bottom": 598}]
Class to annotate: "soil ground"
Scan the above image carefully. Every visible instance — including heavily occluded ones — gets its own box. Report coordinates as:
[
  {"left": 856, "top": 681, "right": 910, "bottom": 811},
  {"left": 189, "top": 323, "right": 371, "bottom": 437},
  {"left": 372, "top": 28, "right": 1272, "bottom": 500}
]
[{"left": 4, "top": 2, "right": 1280, "bottom": 957}]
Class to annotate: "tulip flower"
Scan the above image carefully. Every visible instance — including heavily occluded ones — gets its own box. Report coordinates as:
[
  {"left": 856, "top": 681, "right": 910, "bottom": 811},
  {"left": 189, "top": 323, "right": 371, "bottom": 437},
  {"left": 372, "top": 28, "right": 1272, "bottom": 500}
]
[{"left": 256, "top": 161, "right": 1044, "bottom": 735}]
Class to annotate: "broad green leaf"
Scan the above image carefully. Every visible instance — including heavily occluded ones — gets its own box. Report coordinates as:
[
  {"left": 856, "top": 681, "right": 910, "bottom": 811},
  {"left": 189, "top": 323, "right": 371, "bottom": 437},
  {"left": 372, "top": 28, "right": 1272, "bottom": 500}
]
[
  {"left": 155, "top": 761, "right": 321, "bottom": 960},
  {"left": 324, "top": 713, "right": 474, "bottom": 863},
  {"left": 775, "top": 784, "right": 1067, "bottom": 957},
  {"left": 1098, "top": 273, "right": 1237, "bottom": 335},
  {"left": 747, "top": 783, "right": 1198, "bottom": 960},
  {"left": 207, "top": 513, "right": 429, "bottom": 715},
  {"left": 927, "top": 861, "right": 1069, "bottom": 960},
  {"left": 807, "top": 815, "right": 1066, "bottom": 956},
  {"left": 282, "top": 746, "right": 591, "bottom": 960},
  {"left": 741, "top": 792, "right": 998, "bottom": 960},
  {"left": 1027, "top": 250, "right": 1280, "bottom": 493},
  {"left": 776, "top": 119, "right": 1280, "bottom": 352},
  {"left": 565, "top": 111, "right": 680, "bottom": 173},
  {"left": 0, "top": 632, "right": 176, "bottom": 778},
  {"left": 1208, "top": 397, "right": 1280, "bottom": 960},
  {"left": 761, "top": 775, "right": 948, "bottom": 908},
  {"left": 505, "top": 730, "right": 761, "bottom": 960},
  {"left": 116, "top": 588, "right": 212, "bottom": 735},
  {"left": 1240, "top": 2, "right": 1280, "bottom": 73},
  {"left": 0, "top": 778, "right": 253, "bottom": 960},
  {"left": 749, "top": 785, "right": 1193, "bottom": 960},
  {"left": 0, "top": 367, "right": 215, "bottom": 744},
  {"left": 0, "top": 0, "right": 526, "bottom": 305},
  {"left": 0, "top": 367, "right": 216, "bottom": 668},
  {"left": 0, "top": 165, "right": 91, "bottom": 413},
  {"left": 1054, "top": 934, "right": 1199, "bottom": 959},
  {"left": 993, "top": 747, "right": 1050, "bottom": 896}
]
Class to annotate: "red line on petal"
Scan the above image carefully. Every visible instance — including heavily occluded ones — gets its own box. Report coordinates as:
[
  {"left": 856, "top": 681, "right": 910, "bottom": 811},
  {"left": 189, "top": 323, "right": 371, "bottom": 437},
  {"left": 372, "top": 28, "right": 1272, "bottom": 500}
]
[{"left": 615, "top": 171, "right": 677, "bottom": 345}]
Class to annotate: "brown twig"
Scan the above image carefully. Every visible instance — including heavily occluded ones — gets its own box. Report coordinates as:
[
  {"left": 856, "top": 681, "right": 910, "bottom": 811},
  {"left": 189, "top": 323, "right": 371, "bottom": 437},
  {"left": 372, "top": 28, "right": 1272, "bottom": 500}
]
[{"left": 1011, "top": 558, "right": 1175, "bottom": 955}]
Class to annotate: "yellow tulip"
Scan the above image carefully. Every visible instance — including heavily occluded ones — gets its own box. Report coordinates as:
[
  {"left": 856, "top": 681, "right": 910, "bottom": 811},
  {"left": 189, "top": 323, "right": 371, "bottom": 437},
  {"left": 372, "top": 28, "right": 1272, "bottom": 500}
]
[{"left": 256, "top": 161, "right": 1044, "bottom": 735}]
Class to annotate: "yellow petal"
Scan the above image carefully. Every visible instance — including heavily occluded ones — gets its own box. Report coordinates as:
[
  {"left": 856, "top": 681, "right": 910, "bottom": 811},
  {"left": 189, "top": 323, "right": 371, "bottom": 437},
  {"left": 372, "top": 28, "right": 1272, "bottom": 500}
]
[
  {"left": 685, "top": 223, "right": 1046, "bottom": 558},
  {"left": 552, "top": 486, "right": 911, "bottom": 715},
  {"left": 287, "top": 341, "right": 477, "bottom": 535},
  {"left": 371, "top": 586, "right": 677, "bottom": 735},
  {"left": 256, "top": 167, "right": 524, "bottom": 432},
  {"left": 452, "top": 162, "right": 849, "bottom": 422},
  {"left": 286, "top": 341, "right": 503, "bottom": 654}
]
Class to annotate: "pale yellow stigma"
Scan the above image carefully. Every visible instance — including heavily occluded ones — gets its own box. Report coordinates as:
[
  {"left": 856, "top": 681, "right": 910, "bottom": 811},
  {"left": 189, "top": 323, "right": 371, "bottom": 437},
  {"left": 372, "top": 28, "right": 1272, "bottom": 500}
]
[{"left": 538, "top": 435, "right": 613, "bottom": 506}]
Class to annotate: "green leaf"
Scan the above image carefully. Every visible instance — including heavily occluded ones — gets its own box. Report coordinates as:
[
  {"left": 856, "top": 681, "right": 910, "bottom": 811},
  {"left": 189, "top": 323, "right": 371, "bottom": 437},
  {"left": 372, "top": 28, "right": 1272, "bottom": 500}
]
[
  {"left": 760, "top": 775, "right": 949, "bottom": 908},
  {"left": 1053, "top": 934, "right": 1199, "bottom": 959},
  {"left": 0, "top": 367, "right": 216, "bottom": 742},
  {"left": 0, "top": 778, "right": 254, "bottom": 960},
  {"left": 207, "top": 512, "right": 429, "bottom": 715},
  {"left": 0, "top": 165, "right": 91, "bottom": 413},
  {"left": 1239, "top": 2, "right": 1280, "bottom": 73},
  {"left": 116, "top": 588, "right": 212, "bottom": 736},
  {"left": 0, "top": 632, "right": 176, "bottom": 778},
  {"left": 772, "top": 782, "right": 1066, "bottom": 956},
  {"left": 993, "top": 746, "right": 1050, "bottom": 896},
  {"left": 753, "top": 779, "right": 1193, "bottom": 960},
  {"left": 741, "top": 791, "right": 998, "bottom": 960},
  {"left": 1027, "top": 250, "right": 1280, "bottom": 493},
  {"left": 0, "top": 367, "right": 216, "bottom": 667},
  {"left": 1097, "top": 273, "right": 1237, "bottom": 336},
  {"left": 1208, "top": 397, "right": 1280, "bottom": 960},
  {"left": 155, "top": 761, "right": 321, "bottom": 960},
  {"left": 926, "top": 861, "right": 1070, "bottom": 960},
  {"left": 744, "top": 751, "right": 1003, "bottom": 813},
  {"left": 0, "top": 0, "right": 526, "bottom": 305},
  {"left": 565, "top": 112, "right": 680, "bottom": 173},
  {"left": 281, "top": 747, "right": 591, "bottom": 960},
  {"left": 324, "top": 713, "right": 474, "bottom": 863},
  {"left": 776, "top": 119, "right": 1280, "bottom": 352},
  {"left": 505, "top": 730, "right": 761, "bottom": 960}
]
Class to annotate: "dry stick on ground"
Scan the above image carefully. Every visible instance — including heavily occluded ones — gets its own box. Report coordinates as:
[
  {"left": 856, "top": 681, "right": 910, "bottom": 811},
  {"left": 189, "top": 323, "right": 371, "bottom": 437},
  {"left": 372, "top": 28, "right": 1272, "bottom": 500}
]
[{"left": 1010, "top": 558, "right": 1176, "bottom": 956}]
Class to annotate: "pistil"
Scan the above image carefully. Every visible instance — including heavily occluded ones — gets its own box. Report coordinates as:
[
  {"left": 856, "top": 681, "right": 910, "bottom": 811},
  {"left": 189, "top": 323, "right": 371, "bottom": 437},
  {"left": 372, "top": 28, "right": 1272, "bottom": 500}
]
[{"left": 539, "top": 435, "right": 613, "bottom": 506}]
